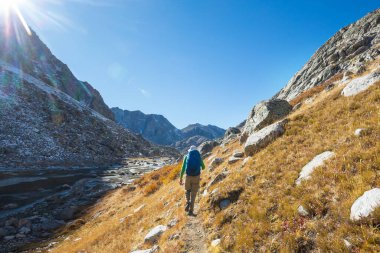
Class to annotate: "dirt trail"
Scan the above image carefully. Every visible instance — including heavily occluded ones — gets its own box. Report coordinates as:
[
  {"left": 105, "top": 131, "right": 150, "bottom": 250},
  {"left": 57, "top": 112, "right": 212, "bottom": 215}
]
[{"left": 181, "top": 203, "right": 208, "bottom": 253}]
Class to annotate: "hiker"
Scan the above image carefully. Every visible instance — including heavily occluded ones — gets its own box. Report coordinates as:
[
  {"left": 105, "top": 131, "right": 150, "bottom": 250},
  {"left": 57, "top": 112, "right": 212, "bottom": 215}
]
[{"left": 179, "top": 145, "right": 205, "bottom": 215}]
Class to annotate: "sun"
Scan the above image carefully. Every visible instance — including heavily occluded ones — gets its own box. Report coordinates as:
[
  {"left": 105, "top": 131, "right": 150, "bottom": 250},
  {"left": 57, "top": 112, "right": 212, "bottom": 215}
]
[
  {"left": 0, "top": 0, "right": 26, "bottom": 12},
  {"left": 0, "top": 0, "right": 31, "bottom": 35}
]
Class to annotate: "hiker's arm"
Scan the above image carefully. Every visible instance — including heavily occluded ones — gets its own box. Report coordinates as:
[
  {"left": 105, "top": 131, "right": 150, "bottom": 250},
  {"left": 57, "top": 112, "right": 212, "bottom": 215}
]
[
  {"left": 180, "top": 156, "right": 187, "bottom": 180},
  {"left": 201, "top": 158, "right": 205, "bottom": 170}
]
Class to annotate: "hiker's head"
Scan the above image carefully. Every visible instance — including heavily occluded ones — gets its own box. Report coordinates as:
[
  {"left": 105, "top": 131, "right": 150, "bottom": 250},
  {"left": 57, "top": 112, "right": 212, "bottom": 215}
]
[{"left": 188, "top": 145, "right": 197, "bottom": 152}]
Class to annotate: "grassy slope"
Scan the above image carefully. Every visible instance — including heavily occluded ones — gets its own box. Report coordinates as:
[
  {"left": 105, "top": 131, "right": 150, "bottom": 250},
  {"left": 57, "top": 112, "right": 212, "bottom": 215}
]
[{"left": 47, "top": 70, "right": 379, "bottom": 252}]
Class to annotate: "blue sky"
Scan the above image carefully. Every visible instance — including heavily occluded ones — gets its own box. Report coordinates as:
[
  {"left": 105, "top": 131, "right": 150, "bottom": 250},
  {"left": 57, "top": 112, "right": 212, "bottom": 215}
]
[{"left": 26, "top": 0, "right": 379, "bottom": 129}]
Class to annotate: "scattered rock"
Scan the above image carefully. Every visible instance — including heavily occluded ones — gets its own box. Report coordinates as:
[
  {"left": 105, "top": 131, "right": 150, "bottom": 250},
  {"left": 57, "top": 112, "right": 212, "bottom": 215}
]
[
  {"left": 18, "top": 218, "right": 32, "bottom": 229},
  {"left": 293, "top": 102, "right": 302, "bottom": 111},
  {"left": 295, "top": 151, "right": 335, "bottom": 185},
  {"left": 354, "top": 128, "right": 366, "bottom": 137},
  {"left": 297, "top": 205, "right": 309, "bottom": 217},
  {"left": 210, "top": 157, "right": 223, "bottom": 169},
  {"left": 5, "top": 218, "right": 18, "bottom": 227},
  {"left": 134, "top": 204, "right": 146, "bottom": 213},
  {"left": 211, "top": 238, "right": 221, "bottom": 247},
  {"left": 350, "top": 188, "right": 380, "bottom": 222},
  {"left": 233, "top": 151, "right": 244, "bottom": 158},
  {"left": 241, "top": 99, "right": 292, "bottom": 142},
  {"left": 244, "top": 120, "right": 287, "bottom": 157},
  {"left": 168, "top": 233, "right": 180, "bottom": 240},
  {"left": 4, "top": 235, "right": 15, "bottom": 241},
  {"left": 144, "top": 225, "right": 167, "bottom": 243},
  {"left": 209, "top": 172, "right": 228, "bottom": 187},
  {"left": 246, "top": 175, "right": 256, "bottom": 183},
  {"left": 2, "top": 203, "right": 18, "bottom": 210},
  {"left": 16, "top": 233, "right": 26, "bottom": 238},
  {"left": 57, "top": 206, "right": 77, "bottom": 221},
  {"left": 167, "top": 219, "right": 178, "bottom": 228},
  {"left": 224, "top": 127, "right": 240, "bottom": 138},
  {"left": 228, "top": 156, "right": 243, "bottom": 164},
  {"left": 343, "top": 239, "right": 353, "bottom": 250},
  {"left": 341, "top": 71, "right": 380, "bottom": 96},
  {"left": 130, "top": 245, "right": 159, "bottom": 253},
  {"left": 19, "top": 227, "right": 31, "bottom": 234}
]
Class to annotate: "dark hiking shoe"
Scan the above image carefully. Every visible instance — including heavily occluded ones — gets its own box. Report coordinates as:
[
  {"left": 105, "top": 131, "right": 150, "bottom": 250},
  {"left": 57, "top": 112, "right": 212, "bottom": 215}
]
[{"left": 185, "top": 203, "right": 190, "bottom": 212}]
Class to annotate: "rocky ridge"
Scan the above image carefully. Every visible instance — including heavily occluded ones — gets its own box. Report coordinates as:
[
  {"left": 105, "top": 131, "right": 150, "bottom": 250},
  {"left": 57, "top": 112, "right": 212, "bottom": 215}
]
[{"left": 275, "top": 8, "right": 380, "bottom": 101}]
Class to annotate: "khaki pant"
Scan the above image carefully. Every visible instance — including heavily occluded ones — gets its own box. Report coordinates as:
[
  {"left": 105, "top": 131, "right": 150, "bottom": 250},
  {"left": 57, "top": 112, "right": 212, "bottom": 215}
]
[{"left": 185, "top": 175, "right": 200, "bottom": 212}]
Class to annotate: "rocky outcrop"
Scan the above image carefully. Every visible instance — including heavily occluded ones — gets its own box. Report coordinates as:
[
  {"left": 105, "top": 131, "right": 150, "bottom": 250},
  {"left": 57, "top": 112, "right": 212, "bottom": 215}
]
[
  {"left": 341, "top": 71, "right": 380, "bottom": 96},
  {"left": 244, "top": 120, "right": 287, "bottom": 156},
  {"left": 0, "top": 16, "right": 114, "bottom": 120},
  {"left": 350, "top": 188, "right": 380, "bottom": 222},
  {"left": 295, "top": 151, "right": 335, "bottom": 185},
  {"left": 241, "top": 99, "right": 292, "bottom": 142},
  {"left": 275, "top": 9, "right": 380, "bottom": 101},
  {"left": 173, "top": 135, "right": 209, "bottom": 154}
]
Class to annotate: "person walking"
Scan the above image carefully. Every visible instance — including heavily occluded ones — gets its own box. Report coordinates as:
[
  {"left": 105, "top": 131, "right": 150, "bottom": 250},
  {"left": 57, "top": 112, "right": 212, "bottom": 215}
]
[{"left": 179, "top": 145, "right": 205, "bottom": 216}]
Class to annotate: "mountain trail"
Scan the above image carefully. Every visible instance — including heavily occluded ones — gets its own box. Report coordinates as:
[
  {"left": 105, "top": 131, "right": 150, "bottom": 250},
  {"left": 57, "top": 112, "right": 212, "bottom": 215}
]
[{"left": 181, "top": 202, "right": 208, "bottom": 253}]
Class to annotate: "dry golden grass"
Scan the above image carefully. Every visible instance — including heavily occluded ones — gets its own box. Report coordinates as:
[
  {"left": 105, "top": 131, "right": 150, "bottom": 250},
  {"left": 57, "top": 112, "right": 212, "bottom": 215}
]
[
  {"left": 44, "top": 69, "right": 379, "bottom": 253},
  {"left": 198, "top": 79, "right": 380, "bottom": 252}
]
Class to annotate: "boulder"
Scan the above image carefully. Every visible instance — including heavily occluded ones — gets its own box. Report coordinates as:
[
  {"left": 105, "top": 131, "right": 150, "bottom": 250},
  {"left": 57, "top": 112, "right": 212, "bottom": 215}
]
[
  {"left": 350, "top": 188, "right": 380, "bottom": 222},
  {"left": 224, "top": 127, "right": 240, "bottom": 138},
  {"left": 210, "top": 157, "right": 223, "bottom": 168},
  {"left": 241, "top": 99, "right": 292, "bottom": 142},
  {"left": 295, "top": 151, "right": 335, "bottom": 185},
  {"left": 244, "top": 120, "right": 287, "bottom": 157},
  {"left": 341, "top": 71, "right": 380, "bottom": 96},
  {"left": 198, "top": 140, "right": 219, "bottom": 156},
  {"left": 144, "top": 225, "right": 167, "bottom": 243},
  {"left": 228, "top": 157, "right": 243, "bottom": 164},
  {"left": 354, "top": 128, "right": 366, "bottom": 137},
  {"left": 167, "top": 219, "right": 178, "bottom": 228},
  {"left": 211, "top": 238, "right": 221, "bottom": 247},
  {"left": 233, "top": 151, "right": 244, "bottom": 158},
  {"left": 297, "top": 205, "right": 310, "bottom": 217},
  {"left": 209, "top": 172, "right": 228, "bottom": 187},
  {"left": 130, "top": 246, "right": 159, "bottom": 253}
]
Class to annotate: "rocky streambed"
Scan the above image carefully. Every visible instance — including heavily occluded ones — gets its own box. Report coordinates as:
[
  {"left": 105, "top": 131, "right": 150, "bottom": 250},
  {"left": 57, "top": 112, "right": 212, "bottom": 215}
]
[{"left": 0, "top": 157, "right": 174, "bottom": 253}]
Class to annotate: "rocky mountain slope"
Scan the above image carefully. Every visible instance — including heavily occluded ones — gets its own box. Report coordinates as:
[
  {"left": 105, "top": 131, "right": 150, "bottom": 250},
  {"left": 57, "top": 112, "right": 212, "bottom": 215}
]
[
  {"left": 275, "top": 8, "right": 380, "bottom": 101},
  {"left": 0, "top": 19, "right": 178, "bottom": 168},
  {"left": 112, "top": 108, "right": 225, "bottom": 152},
  {"left": 0, "top": 16, "right": 114, "bottom": 120},
  {"left": 39, "top": 9, "right": 380, "bottom": 253}
]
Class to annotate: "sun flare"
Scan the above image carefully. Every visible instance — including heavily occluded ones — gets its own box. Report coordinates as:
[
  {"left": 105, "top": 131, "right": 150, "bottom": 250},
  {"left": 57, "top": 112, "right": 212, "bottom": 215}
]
[{"left": 0, "top": 0, "right": 26, "bottom": 12}]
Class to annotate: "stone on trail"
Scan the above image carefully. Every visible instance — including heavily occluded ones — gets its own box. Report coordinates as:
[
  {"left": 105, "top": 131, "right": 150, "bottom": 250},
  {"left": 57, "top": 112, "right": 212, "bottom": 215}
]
[
  {"left": 144, "top": 225, "right": 167, "bottom": 243},
  {"left": 130, "top": 245, "right": 159, "bottom": 253},
  {"left": 244, "top": 120, "right": 287, "bottom": 157},
  {"left": 233, "top": 150, "right": 244, "bottom": 158},
  {"left": 295, "top": 151, "right": 335, "bottom": 185},
  {"left": 350, "top": 188, "right": 380, "bottom": 222},
  {"left": 341, "top": 71, "right": 380, "bottom": 96},
  {"left": 208, "top": 172, "right": 228, "bottom": 187},
  {"left": 210, "top": 157, "right": 223, "bottom": 169}
]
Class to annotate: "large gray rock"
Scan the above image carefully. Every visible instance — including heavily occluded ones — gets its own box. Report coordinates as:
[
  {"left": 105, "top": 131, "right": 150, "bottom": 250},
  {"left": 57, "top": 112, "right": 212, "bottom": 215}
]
[
  {"left": 244, "top": 120, "right": 287, "bottom": 156},
  {"left": 295, "top": 151, "right": 335, "bottom": 185},
  {"left": 198, "top": 140, "right": 219, "bottom": 156},
  {"left": 275, "top": 9, "right": 380, "bottom": 101},
  {"left": 144, "top": 225, "right": 167, "bottom": 243},
  {"left": 350, "top": 188, "right": 380, "bottom": 222},
  {"left": 341, "top": 71, "right": 380, "bottom": 96},
  {"left": 241, "top": 99, "right": 292, "bottom": 142}
]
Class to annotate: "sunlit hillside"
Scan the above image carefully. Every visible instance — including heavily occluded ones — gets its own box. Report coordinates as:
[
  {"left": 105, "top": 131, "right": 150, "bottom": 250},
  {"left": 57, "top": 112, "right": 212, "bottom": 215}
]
[{"left": 38, "top": 61, "right": 380, "bottom": 253}]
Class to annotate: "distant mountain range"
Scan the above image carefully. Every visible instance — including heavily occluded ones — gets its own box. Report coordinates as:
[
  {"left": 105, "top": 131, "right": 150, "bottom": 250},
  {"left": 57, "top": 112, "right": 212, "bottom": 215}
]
[{"left": 111, "top": 108, "right": 226, "bottom": 152}]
